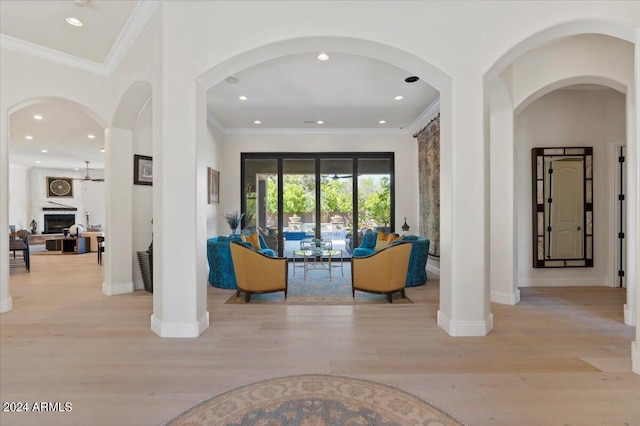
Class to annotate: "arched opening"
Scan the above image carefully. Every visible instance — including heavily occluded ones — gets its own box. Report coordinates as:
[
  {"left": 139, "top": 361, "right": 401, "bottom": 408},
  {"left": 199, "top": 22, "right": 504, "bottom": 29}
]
[
  {"left": 104, "top": 81, "right": 153, "bottom": 296},
  {"left": 7, "top": 97, "right": 107, "bottom": 304},
  {"left": 193, "top": 36, "right": 458, "bottom": 330},
  {"left": 486, "top": 24, "right": 636, "bottom": 329}
]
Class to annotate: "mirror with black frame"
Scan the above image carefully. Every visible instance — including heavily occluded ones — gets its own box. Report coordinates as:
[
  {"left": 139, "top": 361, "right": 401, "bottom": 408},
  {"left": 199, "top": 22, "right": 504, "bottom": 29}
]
[{"left": 531, "top": 147, "right": 593, "bottom": 268}]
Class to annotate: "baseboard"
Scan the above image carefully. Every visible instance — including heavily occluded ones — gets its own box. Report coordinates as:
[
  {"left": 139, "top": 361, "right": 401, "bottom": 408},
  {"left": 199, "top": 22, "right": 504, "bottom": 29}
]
[
  {"left": 624, "top": 304, "right": 637, "bottom": 326},
  {"left": 632, "top": 341, "right": 639, "bottom": 375},
  {"left": 0, "top": 296, "right": 13, "bottom": 313},
  {"left": 426, "top": 256, "right": 440, "bottom": 277},
  {"left": 150, "top": 311, "right": 209, "bottom": 338},
  {"left": 102, "top": 281, "right": 134, "bottom": 296},
  {"left": 491, "top": 289, "right": 520, "bottom": 305},
  {"left": 437, "top": 310, "right": 493, "bottom": 336},
  {"left": 518, "top": 278, "right": 605, "bottom": 287}
]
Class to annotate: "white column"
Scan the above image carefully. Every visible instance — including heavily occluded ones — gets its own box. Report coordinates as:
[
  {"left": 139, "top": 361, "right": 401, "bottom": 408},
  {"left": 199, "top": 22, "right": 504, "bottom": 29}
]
[
  {"left": 437, "top": 73, "right": 493, "bottom": 336},
  {"left": 489, "top": 77, "right": 520, "bottom": 305},
  {"left": 632, "top": 29, "right": 639, "bottom": 375},
  {"left": 103, "top": 127, "right": 134, "bottom": 295},
  {"left": 625, "top": 88, "right": 638, "bottom": 327},
  {"left": 150, "top": 53, "right": 208, "bottom": 337},
  {"left": 0, "top": 107, "right": 12, "bottom": 313}
]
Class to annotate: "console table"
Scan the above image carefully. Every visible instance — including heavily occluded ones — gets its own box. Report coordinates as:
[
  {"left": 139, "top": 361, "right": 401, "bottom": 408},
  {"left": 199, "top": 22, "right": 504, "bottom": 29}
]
[{"left": 62, "top": 237, "right": 89, "bottom": 254}]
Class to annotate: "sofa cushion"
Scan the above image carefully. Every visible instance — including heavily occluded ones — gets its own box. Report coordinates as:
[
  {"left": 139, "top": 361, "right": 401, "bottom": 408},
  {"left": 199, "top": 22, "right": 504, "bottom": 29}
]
[
  {"left": 241, "top": 232, "right": 261, "bottom": 250},
  {"left": 361, "top": 232, "right": 377, "bottom": 249},
  {"left": 374, "top": 230, "right": 400, "bottom": 251}
]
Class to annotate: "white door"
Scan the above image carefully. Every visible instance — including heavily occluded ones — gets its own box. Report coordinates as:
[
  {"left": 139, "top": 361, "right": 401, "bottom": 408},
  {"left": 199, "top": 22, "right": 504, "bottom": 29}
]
[{"left": 549, "top": 158, "right": 584, "bottom": 258}]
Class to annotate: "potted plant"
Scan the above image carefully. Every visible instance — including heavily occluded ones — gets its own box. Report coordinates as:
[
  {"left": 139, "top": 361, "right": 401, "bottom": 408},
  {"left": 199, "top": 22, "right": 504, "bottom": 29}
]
[{"left": 225, "top": 211, "right": 245, "bottom": 235}]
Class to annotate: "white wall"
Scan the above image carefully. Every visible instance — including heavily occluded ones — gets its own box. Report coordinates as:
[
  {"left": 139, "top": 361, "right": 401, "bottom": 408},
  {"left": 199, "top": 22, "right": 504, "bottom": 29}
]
[
  {"left": 221, "top": 132, "right": 419, "bottom": 235},
  {"left": 515, "top": 88, "right": 625, "bottom": 286},
  {"left": 132, "top": 100, "right": 153, "bottom": 290},
  {"left": 8, "top": 165, "right": 29, "bottom": 230},
  {"left": 205, "top": 121, "right": 224, "bottom": 238}
]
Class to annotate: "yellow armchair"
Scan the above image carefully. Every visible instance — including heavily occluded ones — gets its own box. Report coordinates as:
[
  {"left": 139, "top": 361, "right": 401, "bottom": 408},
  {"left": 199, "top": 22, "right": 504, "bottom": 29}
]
[
  {"left": 351, "top": 242, "right": 412, "bottom": 303},
  {"left": 230, "top": 241, "right": 288, "bottom": 302}
]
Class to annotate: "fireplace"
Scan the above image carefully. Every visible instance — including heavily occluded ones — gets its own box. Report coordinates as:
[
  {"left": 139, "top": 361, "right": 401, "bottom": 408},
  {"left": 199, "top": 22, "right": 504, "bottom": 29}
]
[{"left": 44, "top": 214, "right": 76, "bottom": 234}]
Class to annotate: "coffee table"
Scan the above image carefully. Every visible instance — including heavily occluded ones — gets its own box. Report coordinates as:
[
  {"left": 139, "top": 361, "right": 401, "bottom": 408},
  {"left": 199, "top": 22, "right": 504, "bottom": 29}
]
[{"left": 292, "top": 249, "right": 343, "bottom": 281}]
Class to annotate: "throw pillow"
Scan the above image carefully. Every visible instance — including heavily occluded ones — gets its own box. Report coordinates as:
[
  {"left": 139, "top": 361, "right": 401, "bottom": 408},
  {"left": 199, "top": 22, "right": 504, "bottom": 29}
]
[
  {"left": 374, "top": 230, "right": 389, "bottom": 251},
  {"left": 386, "top": 233, "right": 402, "bottom": 244},
  {"left": 361, "top": 231, "right": 378, "bottom": 249},
  {"left": 241, "top": 232, "right": 261, "bottom": 250}
]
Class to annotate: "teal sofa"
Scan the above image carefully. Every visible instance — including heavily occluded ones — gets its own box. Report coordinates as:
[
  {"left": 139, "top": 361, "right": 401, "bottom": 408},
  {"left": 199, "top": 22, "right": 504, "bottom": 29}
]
[
  {"left": 207, "top": 235, "right": 276, "bottom": 289},
  {"left": 352, "top": 233, "right": 430, "bottom": 287}
]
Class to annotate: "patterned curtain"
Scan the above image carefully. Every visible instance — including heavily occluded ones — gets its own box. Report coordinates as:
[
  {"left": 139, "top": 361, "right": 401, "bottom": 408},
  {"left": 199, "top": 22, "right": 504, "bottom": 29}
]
[{"left": 416, "top": 114, "right": 440, "bottom": 257}]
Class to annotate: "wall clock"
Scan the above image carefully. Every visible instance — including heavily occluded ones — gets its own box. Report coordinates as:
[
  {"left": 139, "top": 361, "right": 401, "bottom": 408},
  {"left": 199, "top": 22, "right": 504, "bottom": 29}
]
[{"left": 47, "top": 177, "right": 74, "bottom": 198}]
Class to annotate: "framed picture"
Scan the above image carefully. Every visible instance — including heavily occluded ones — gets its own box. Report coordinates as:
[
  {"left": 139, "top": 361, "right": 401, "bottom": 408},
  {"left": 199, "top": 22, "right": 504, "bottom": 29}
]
[
  {"left": 47, "top": 177, "right": 74, "bottom": 198},
  {"left": 208, "top": 167, "right": 219, "bottom": 204},
  {"left": 134, "top": 154, "right": 153, "bottom": 186}
]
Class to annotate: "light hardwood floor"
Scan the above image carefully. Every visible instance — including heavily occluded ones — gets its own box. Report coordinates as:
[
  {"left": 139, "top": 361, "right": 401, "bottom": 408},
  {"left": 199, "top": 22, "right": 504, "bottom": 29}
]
[{"left": 1, "top": 252, "right": 639, "bottom": 425}]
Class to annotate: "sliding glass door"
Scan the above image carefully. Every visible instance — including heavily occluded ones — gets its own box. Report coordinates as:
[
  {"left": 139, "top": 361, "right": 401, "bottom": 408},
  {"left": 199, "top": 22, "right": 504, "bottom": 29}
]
[{"left": 241, "top": 153, "right": 393, "bottom": 258}]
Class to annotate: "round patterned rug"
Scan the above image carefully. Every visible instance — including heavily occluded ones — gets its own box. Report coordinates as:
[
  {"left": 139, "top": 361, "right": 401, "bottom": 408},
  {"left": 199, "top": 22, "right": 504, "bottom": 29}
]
[{"left": 166, "top": 374, "right": 463, "bottom": 425}]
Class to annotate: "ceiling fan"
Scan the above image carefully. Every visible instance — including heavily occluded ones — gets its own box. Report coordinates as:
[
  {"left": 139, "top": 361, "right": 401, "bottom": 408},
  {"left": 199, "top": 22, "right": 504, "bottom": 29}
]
[
  {"left": 75, "top": 160, "right": 104, "bottom": 182},
  {"left": 331, "top": 173, "right": 353, "bottom": 180}
]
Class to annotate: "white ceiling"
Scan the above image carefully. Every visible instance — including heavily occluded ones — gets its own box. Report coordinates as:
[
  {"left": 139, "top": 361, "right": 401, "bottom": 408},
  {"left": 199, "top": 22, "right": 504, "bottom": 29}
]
[
  {"left": 2, "top": 0, "right": 441, "bottom": 171},
  {"left": 208, "top": 52, "right": 440, "bottom": 131},
  {"left": 0, "top": 0, "right": 136, "bottom": 63}
]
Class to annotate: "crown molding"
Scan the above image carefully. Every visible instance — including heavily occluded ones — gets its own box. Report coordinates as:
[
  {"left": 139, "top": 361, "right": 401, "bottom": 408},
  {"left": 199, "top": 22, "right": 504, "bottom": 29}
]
[
  {"left": 406, "top": 98, "right": 440, "bottom": 136},
  {"left": 207, "top": 111, "right": 411, "bottom": 136},
  {"left": 102, "top": 0, "right": 161, "bottom": 76},
  {"left": 221, "top": 127, "right": 411, "bottom": 136},
  {"left": 0, "top": 33, "right": 109, "bottom": 76},
  {"left": 0, "top": 0, "right": 160, "bottom": 77},
  {"left": 207, "top": 111, "right": 227, "bottom": 133}
]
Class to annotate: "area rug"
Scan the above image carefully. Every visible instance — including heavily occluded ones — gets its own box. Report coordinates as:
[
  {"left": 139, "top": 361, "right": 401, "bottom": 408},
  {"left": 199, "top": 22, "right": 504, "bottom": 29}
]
[
  {"left": 165, "top": 374, "right": 463, "bottom": 425},
  {"left": 225, "top": 263, "right": 413, "bottom": 305}
]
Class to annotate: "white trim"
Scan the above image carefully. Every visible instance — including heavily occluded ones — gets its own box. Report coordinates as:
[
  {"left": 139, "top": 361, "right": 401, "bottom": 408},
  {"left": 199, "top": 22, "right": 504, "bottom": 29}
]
[
  {"left": 0, "top": 1, "right": 160, "bottom": 77},
  {"left": 491, "top": 290, "right": 521, "bottom": 305},
  {"left": 0, "top": 296, "right": 13, "bottom": 313},
  {"left": 437, "top": 311, "right": 494, "bottom": 337},
  {"left": 221, "top": 127, "right": 410, "bottom": 136},
  {"left": 0, "top": 34, "right": 108, "bottom": 76},
  {"left": 101, "top": 1, "right": 161, "bottom": 76},
  {"left": 406, "top": 98, "right": 441, "bottom": 135},
  {"left": 624, "top": 304, "right": 637, "bottom": 326},
  {"left": 102, "top": 280, "right": 134, "bottom": 296},
  {"left": 150, "top": 311, "right": 209, "bottom": 338},
  {"left": 207, "top": 111, "right": 227, "bottom": 133},
  {"left": 633, "top": 341, "right": 639, "bottom": 375},
  {"left": 518, "top": 277, "right": 608, "bottom": 287}
]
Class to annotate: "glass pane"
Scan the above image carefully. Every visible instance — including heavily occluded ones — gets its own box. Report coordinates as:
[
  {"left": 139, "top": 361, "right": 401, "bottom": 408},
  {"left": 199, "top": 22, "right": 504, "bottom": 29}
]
[
  {"left": 283, "top": 159, "right": 316, "bottom": 258},
  {"left": 357, "top": 158, "right": 391, "bottom": 234},
  {"left": 244, "top": 159, "right": 279, "bottom": 253},
  {"left": 320, "top": 159, "right": 353, "bottom": 258}
]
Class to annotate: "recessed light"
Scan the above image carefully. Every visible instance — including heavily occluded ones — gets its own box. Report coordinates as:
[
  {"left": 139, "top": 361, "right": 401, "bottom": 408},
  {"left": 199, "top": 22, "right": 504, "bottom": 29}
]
[
  {"left": 316, "top": 120, "right": 324, "bottom": 124},
  {"left": 35, "top": 160, "right": 41, "bottom": 164},
  {"left": 88, "top": 134, "right": 95, "bottom": 139},
  {"left": 238, "top": 96, "right": 248, "bottom": 101},
  {"left": 41, "top": 149, "right": 48, "bottom": 153},
  {"left": 66, "top": 17, "right": 83, "bottom": 27},
  {"left": 25, "top": 135, "right": 33, "bottom": 140},
  {"left": 254, "top": 120, "right": 262, "bottom": 124},
  {"left": 317, "top": 53, "right": 329, "bottom": 61},
  {"left": 33, "top": 115, "right": 43, "bottom": 120},
  {"left": 405, "top": 76, "right": 419, "bottom": 83},
  {"left": 225, "top": 76, "right": 239, "bottom": 84},
  {"left": 74, "top": 168, "right": 79, "bottom": 171},
  {"left": 394, "top": 96, "right": 404, "bottom": 100},
  {"left": 379, "top": 120, "right": 386, "bottom": 124},
  {"left": 100, "top": 148, "right": 105, "bottom": 152}
]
